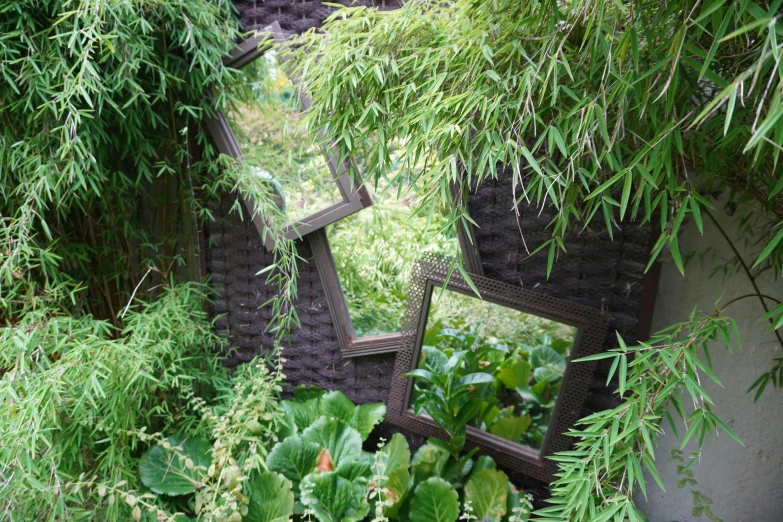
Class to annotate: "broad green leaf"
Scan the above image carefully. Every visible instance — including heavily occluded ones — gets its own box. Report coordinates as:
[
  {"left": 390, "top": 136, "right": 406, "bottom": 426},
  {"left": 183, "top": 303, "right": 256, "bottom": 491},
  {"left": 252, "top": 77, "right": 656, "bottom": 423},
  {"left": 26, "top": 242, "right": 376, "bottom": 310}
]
[
  {"left": 409, "top": 477, "right": 459, "bottom": 522},
  {"left": 301, "top": 471, "right": 369, "bottom": 522},
  {"left": 379, "top": 433, "right": 411, "bottom": 477},
  {"left": 457, "top": 372, "right": 496, "bottom": 387},
  {"left": 266, "top": 436, "right": 321, "bottom": 486},
  {"left": 320, "top": 390, "right": 356, "bottom": 422},
  {"left": 282, "top": 398, "right": 320, "bottom": 431},
  {"left": 534, "top": 366, "right": 560, "bottom": 384},
  {"left": 496, "top": 360, "right": 532, "bottom": 390},
  {"left": 530, "top": 346, "right": 566, "bottom": 372},
  {"left": 335, "top": 458, "right": 373, "bottom": 482},
  {"left": 293, "top": 384, "right": 325, "bottom": 403},
  {"left": 470, "top": 455, "right": 497, "bottom": 477},
  {"left": 489, "top": 415, "right": 532, "bottom": 442},
  {"left": 464, "top": 469, "right": 509, "bottom": 522},
  {"left": 301, "top": 417, "right": 363, "bottom": 467},
  {"left": 404, "top": 368, "right": 440, "bottom": 386},
  {"left": 383, "top": 467, "right": 411, "bottom": 519},
  {"left": 411, "top": 443, "right": 450, "bottom": 482},
  {"left": 139, "top": 435, "right": 211, "bottom": 496},
  {"left": 349, "top": 402, "right": 386, "bottom": 440},
  {"left": 244, "top": 471, "right": 294, "bottom": 522},
  {"left": 421, "top": 345, "right": 449, "bottom": 374}
]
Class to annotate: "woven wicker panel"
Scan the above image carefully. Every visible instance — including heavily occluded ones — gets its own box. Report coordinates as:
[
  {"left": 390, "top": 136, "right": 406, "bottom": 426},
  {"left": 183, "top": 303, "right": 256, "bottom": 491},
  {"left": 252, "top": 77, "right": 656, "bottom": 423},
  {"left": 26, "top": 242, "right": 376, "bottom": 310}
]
[
  {"left": 205, "top": 192, "right": 400, "bottom": 398},
  {"left": 463, "top": 167, "right": 653, "bottom": 493},
  {"left": 232, "top": 0, "right": 402, "bottom": 35}
]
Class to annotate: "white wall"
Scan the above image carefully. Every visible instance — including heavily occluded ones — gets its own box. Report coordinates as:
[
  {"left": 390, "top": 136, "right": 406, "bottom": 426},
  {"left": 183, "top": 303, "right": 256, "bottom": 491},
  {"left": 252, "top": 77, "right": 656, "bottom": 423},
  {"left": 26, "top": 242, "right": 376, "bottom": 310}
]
[{"left": 638, "top": 206, "right": 783, "bottom": 522}]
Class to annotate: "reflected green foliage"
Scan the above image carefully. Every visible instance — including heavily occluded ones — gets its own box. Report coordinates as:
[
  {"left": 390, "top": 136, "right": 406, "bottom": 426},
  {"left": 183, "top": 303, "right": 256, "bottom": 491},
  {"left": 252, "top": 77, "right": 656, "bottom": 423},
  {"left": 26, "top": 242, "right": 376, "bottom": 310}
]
[
  {"left": 411, "top": 319, "right": 575, "bottom": 450},
  {"left": 328, "top": 180, "right": 458, "bottom": 336},
  {"left": 228, "top": 52, "right": 343, "bottom": 225}
]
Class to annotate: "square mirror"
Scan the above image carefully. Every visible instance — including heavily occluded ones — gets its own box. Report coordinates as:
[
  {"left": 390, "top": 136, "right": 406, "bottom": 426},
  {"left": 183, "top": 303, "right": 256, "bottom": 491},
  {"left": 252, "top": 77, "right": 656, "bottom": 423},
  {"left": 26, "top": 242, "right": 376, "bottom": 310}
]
[
  {"left": 413, "top": 287, "right": 578, "bottom": 451},
  {"left": 387, "top": 255, "right": 609, "bottom": 481},
  {"left": 307, "top": 159, "right": 483, "bottom": 358},
  {"left": 206, "top": 22, "right": 371, "bottom": 246}
]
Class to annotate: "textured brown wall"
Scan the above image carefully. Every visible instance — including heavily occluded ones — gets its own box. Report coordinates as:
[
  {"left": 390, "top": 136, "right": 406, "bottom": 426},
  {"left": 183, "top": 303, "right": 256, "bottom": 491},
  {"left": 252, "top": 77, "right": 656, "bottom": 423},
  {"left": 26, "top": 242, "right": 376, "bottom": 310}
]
[{"left": 232, "top": 0, "right": 401, "bottom": 35}]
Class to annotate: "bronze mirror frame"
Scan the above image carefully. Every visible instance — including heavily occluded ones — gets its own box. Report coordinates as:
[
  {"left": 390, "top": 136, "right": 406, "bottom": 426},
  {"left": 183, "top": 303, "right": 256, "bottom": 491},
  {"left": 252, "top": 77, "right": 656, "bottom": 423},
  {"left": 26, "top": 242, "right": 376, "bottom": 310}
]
[
  {"left": 205, "top": 22, "right": 372, "bottom": 248},
  {"left": 386, "top": 254, "right": 610, "bottom": 482},
  {"left": 308, "top": 217, "right": 483, "bottom": 358}
]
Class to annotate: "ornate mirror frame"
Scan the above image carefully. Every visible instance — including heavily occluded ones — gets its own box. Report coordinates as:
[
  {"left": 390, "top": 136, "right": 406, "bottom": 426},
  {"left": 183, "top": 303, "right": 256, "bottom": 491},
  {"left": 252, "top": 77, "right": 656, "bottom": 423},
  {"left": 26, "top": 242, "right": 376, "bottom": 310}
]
[
  {"left": 386, "top": 255, "right": 610, "bottom": 481},
  {"left": 205, "top": 22, "right": 372, "bottom": 247}
]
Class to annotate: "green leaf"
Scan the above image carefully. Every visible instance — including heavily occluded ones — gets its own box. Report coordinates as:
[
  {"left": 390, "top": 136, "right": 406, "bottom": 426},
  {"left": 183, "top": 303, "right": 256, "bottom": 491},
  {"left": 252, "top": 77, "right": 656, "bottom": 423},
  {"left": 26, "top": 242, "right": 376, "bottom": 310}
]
[
  {"left": 489, "top": 415, "right": 532, "bottom": 442},
  {"left": 411, "top": 443, "right": 450, "bottom": 482},
  {"left": 244, "top": 471, "right": 295, "bottom": 522},
  {"left": 349, "top": 402, "right": 386, "bottom": 440},
  {"left": 282, "top": 398, "right": 320, "bottom": 431},
  {"left": 496, "top": 360, "right": 532, "bottom": 390},
  {"left": 301, "top": 417, "right": 363, "bottom": 467},
  {"left": 384, "top": 467, "right": 411, "bottom": 518},
  {"left": 464, "top": 469, "right": 509, "bottom": 522},
  {"left": 405, "top": 368, "right": 441, "bottom": 387},
  {"left": 752, "top": 225, "right": 783, "bottom": 268},
  {"left": 301, "top": 471, "right": 370, "bottom": 522},
  {"left": 320, "top": 390, "right": 356, "bottom": 422},
  {"left": 294, "top": 385, "right": 326, "bottom": 403},
  {"left": 335, "top": 458, "right": 373, "bottom": 482},
  {"left": 139, "top": 435, "right": 211, "bottom": 496},
  {"left": 266, "top": 436, "right": 321, "bottom": 486},
  {"left": 530, "top": 346, "right": 566, "bottom": 373},
  {"left": 457, "top": 372, "right": 496, "bottom": 387},
  {"left": 470, "top": 455, "right": 497, "bottom": 477},
  {"left": 409, "top": 477, "right": 460, "bottom": 522},
  {"left": 379, "top": 433, "right": 411, "bottom": 477},
  {"left": 421, "top": 345, "right": 449, "bottom": 374}
]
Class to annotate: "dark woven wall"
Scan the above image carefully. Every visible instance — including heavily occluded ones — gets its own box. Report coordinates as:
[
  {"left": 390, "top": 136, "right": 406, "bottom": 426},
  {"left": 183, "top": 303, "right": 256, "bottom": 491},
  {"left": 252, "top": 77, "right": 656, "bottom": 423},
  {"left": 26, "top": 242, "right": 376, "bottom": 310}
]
[
  {"left": 232, "top": 0, "right": 402, "bottom": 35},
  {"left": 205, "top": 192, "right": 397, "bottom": 403},
  {"left": 466, "top": 169, "right": 653, "bottom": 418}
]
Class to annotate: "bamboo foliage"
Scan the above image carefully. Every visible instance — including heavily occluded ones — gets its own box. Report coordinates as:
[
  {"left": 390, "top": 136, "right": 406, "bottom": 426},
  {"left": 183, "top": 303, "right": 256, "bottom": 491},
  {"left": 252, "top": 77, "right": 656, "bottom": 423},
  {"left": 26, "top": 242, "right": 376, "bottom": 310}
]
[{"left": 0, "top": 1, "right": 299, "bottom": 519}]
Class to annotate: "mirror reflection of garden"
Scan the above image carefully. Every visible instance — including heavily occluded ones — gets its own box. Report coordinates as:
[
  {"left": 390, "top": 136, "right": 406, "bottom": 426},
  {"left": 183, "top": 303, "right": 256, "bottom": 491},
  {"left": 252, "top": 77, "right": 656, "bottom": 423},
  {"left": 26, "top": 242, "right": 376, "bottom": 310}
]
[
  {"left": 413, "top": 289, "right": 577, "bottom": 450},
  {"left": 326, "top": 177, "right": 458, "bottom": 337},
  {"left": 227, "top": 51, "right": 343, "bottom": 224}
]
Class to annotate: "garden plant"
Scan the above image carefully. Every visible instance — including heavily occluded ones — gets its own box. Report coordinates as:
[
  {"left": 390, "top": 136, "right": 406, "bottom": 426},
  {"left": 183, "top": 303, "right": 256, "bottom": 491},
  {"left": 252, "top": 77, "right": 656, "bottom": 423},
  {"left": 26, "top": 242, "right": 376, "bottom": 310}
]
[
  {"left": 1, "top": 0, "right": 782, "bottom": 521},
  {"left": 410, "top": 318, "right": 574, "bottom": 450}
]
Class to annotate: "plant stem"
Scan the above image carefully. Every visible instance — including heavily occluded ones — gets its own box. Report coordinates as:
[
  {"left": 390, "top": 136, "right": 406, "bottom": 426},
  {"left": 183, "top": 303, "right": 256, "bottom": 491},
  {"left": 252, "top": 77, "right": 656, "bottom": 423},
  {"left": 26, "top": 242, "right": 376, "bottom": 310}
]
[{"left": 704, "top": 208, "right": 783, "bottom": 347}]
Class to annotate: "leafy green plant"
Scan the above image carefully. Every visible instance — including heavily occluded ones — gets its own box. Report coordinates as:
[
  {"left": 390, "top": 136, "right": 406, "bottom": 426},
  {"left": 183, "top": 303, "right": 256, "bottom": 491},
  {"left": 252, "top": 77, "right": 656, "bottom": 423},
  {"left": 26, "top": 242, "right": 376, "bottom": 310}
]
[
  {"left": 287, "top": 0, "right": 783, "bottom": 518},
  {"left": 141, "top": 385, "right": 530, "bottom": 522},
  {"left": 409, "top": 321, "right": 573, "bottom": 450},
  {"left": 327, "top": 176, "right": 458, "bottom": 337},
  {"left": 0, "top": 1, "right": 300, "bottom": 519}
]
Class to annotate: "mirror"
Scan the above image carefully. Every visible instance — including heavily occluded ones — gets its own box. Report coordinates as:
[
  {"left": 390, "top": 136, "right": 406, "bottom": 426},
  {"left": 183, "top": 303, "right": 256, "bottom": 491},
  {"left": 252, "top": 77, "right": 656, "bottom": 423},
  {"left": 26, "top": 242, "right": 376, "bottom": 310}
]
[
  {"left": 386, "top": 256, "right": 609, "bottom": 481},
  {"left": 205, "top": 22, "right": 371, "bottom": 244},
  {"left": 410, "top": 287, "right": 578, "bottom": 451},
  {"left": 226, "top": 50, "right": 346, "bottom": 226},
  {"left": 326, "top": 180, "right": 458, "bottom": 338}
]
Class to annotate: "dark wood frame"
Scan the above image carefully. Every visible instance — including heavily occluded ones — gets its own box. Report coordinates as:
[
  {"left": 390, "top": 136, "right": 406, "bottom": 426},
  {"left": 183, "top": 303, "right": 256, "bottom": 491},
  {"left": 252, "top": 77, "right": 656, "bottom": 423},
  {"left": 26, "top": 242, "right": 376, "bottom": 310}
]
[
  {"left": 386, "top": 255, "right": 610, "bottom": 482},
  {"left": 308, "top": 213, "right": 484, "bottom": 358},
  {"left": 205, "top": 22, "right": 372, "bottom": 248}
]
